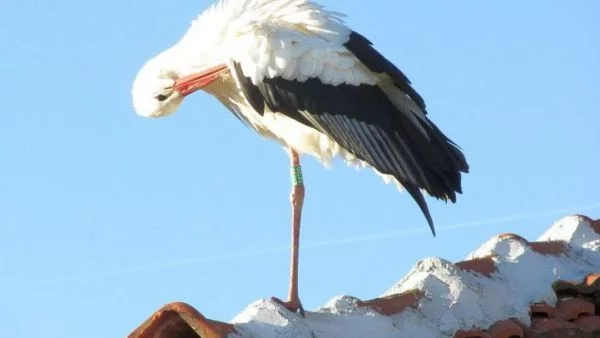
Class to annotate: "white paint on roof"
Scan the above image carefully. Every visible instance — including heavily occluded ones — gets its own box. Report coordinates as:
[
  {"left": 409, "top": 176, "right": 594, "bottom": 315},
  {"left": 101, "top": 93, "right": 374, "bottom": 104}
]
[{"left": 228, "top": 215, "right": 599, "bottom": 338}]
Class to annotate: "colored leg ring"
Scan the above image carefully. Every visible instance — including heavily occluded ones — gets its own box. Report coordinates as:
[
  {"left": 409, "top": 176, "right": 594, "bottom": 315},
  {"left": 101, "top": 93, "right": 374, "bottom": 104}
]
[{"left": 291, "top": 165, "right": 303, "bottom": 186}]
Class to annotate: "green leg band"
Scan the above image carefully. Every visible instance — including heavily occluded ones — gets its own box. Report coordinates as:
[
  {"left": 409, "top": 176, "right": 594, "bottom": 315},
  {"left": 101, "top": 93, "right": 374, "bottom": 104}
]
[{"left": 291, "top": 165, "right": 303, "bottom": 186}]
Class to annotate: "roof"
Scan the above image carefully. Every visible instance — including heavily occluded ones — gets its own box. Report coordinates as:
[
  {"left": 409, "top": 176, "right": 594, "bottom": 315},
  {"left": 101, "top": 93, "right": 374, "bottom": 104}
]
[{"left": 128, "top": 214, "right": 600, "bottom": 338}]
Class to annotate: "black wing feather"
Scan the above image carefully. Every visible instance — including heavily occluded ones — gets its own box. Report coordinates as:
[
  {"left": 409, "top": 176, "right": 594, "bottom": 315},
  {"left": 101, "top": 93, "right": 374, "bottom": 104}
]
[
  {"left": 344, "top": 31, "right": 427, "bottom": 112},
  {"left": 233, "top": 62, "right": 265, "bottom": 113},
  {"left": 230, "top": 34, "right": 468, "bottom": 235}
]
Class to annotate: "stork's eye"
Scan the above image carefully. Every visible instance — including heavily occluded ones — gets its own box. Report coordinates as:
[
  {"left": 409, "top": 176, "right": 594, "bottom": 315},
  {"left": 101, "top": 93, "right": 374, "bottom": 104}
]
[{"left": 155, "top": 94, "right": 169, "bottom": 101}]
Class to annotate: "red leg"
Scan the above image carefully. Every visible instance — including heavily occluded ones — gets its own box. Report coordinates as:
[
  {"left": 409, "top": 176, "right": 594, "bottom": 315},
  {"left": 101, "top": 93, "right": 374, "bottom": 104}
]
[{"left": 271, "top": 148, "right": 305, "bottom": 316}]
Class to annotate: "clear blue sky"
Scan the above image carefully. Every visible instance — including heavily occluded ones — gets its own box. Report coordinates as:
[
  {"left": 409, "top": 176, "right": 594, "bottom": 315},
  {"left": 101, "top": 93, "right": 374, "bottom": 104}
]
[{"left": 1, "top": 1, "right": 599, "bottom": 337}]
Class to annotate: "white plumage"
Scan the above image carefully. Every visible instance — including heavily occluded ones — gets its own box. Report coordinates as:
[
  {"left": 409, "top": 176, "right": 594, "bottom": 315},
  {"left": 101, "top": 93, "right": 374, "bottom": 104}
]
[
  {"left": 133, "top": 0, "right": 423, "bottom": 185},
  {"left": 131, "top": 0, "right": 469, "bottom": 314}
]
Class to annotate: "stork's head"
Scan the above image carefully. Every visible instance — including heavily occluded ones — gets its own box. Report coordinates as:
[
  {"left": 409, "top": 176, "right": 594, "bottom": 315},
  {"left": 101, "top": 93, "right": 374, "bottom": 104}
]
[
  {"left": 131, "top": 54, "right": 182, "bottom": 118},
  {"left": 132, "top": 49, "right": 229, "bottom": 118}
]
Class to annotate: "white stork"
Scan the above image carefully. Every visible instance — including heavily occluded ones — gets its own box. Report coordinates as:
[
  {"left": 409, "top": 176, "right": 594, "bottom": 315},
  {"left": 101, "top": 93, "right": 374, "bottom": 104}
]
[{"left": 132, "top": 0, "right": 469, "bottom": 315}]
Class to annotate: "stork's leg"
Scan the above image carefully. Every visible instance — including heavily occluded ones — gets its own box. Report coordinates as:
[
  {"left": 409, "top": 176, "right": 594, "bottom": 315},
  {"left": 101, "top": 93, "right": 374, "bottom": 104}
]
[{"left": 271, "top": 148, "right": 305, "bottom": 316}]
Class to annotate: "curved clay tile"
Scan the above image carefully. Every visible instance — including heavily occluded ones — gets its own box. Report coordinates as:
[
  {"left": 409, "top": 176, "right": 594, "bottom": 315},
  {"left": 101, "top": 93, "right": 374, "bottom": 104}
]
[
  {"left": 455, "top": 319, "right": 526, "bottom": 338},
  {"left": 530, "top": 302, "right": 559, "bottom": 319},
  {"left": 128, "top": 302, "right": 236, "bottom": 338},
  {"left": 529, "top": 241, "right": 567, "bottom": 256},
  {"left": 498, "top": 233, "right": 529, "bottom": 243},
  {"left": 554, "top": 273, "right": 600, "bottom": 296},
  {"left": 529, "top": 317, "right": 580, "bottom": 331},
  {"left": 574, "top": 316, "right": 600, "bottom": 331},
  {"left": 497, "top": 233, "right": 568, "bottom": 256},
  {"left": 555, "top": 298, "right": 595, "bottom": 321},
  {"left": 455, "top": 255, "right": 497, "bottom": 277},
  {"left": 583, "top": 273, "right": 600, "bottom": 288},
  {"left": 591, "top": 218, "right": 600, "bottom": 234},
  {"left": 488, "top": 319, "right": 524, "bottom": 338},
  {"left": 573, "top": 215, "right": 600, "bottom": 234},
  {"left": 453, "top": 328, "right": 490, "bottom": 338},
  {"left": 356, "top": 289, "right": 424, "bottom": 315},
  {"left": 531, "top": 298, "right": 594, "bottom": 321}
]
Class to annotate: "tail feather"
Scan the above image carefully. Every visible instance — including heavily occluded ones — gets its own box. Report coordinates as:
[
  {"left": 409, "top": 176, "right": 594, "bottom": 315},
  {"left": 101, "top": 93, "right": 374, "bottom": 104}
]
[{"left": 405, "top": 184, "right": 436, "bottom": 236}]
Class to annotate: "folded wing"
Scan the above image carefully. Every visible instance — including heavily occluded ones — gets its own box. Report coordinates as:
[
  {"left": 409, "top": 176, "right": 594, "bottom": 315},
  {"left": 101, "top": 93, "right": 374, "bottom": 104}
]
[{"left": 229, "top": 27, "right": 469, "bottom": 234}]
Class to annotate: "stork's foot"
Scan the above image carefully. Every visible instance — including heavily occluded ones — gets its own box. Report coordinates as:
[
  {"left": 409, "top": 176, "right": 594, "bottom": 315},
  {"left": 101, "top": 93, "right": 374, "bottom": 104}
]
[{"left": 270, "top": 296, "right": 305, "bottom": 317}]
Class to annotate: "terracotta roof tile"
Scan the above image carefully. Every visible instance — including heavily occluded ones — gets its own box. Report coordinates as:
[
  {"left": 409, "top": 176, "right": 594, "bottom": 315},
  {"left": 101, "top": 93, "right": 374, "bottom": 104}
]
[
  {"left": 528, "top": 241, "right": 567, "bottom": 256},
  {"left": 356, "top": 289, "right": 424, "bottom": 315},
  {"left": 530, "top": 302, "right": 559, "bottom": 319},
  {"left": 129, "top": 215, "right": 600, "bottom": 338},
  {"left": 488, "top": 319, "right": 524, "bottom": 337},
  {"left": 576, "top": 215, "right": 600, "bottom": 234},
  {"left": 584, "top": 274, "right": 600, "bottom": 288},
  {"left": 530, "top": 298, "right": 594, "bottom": 321},
  {"left": 556, "top": 298, "right": 595, "bottom": 320},
  {"left": 574, "top": 316, "right": 600, "bottom": 331},
  {"left": 495, "top": 233, "right": 568, "bottom": 256},
  {"left": 454, "top": 328, "right": 490, "bottom": 338},
  {"left": 128, "top": 302, "right": 235, "bottom": 338},
  {"left": 554, "top": 273, "right": 600, "bottom": 297},
  {"left": 528, "top": 317, "right": 580, "bottom": 331},
  {"left": 455, "top": 255, "right": 497, "bottom": 277}
]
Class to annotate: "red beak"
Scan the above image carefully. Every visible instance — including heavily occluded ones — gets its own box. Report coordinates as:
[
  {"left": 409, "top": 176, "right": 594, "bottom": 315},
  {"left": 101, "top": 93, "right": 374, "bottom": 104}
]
[{"left": 173, "top": 64, "right": 229, "bottom": 96}]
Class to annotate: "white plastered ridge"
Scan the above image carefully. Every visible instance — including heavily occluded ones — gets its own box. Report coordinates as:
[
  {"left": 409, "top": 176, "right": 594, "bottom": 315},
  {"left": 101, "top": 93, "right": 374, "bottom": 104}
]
[{"left": 226, "top": 215, "right": 599, "bottom": 338}]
